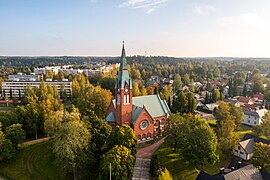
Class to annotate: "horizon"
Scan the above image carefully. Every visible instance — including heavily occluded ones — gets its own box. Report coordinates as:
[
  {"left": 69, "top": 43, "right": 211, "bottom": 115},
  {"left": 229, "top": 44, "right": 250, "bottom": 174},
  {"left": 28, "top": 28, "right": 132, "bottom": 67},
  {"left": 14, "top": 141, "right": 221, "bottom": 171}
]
[{"left": 1, "top": 0, "right": 270, "bottom": 57}]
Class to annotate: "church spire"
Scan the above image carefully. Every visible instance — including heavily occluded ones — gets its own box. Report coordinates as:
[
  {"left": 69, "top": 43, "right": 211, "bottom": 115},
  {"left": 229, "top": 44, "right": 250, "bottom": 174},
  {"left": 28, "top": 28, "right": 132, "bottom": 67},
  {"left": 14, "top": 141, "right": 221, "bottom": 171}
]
[{"left": 120, "top": 41, "right": 128, "bottom": 70}]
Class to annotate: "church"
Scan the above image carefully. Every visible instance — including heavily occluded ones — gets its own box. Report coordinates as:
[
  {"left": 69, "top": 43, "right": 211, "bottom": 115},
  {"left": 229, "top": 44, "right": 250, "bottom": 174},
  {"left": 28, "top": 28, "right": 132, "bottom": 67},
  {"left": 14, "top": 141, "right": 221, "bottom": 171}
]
[{"left": 105, "top": 43, "right": 170, "bottom": 142}]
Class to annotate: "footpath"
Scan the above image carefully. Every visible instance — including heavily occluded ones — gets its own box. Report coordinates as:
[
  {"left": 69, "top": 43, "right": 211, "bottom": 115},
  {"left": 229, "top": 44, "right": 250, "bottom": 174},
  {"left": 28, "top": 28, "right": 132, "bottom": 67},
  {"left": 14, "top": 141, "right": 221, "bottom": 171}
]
[{"left": 132, "top": 137, "right": 166, "bottom": 180}]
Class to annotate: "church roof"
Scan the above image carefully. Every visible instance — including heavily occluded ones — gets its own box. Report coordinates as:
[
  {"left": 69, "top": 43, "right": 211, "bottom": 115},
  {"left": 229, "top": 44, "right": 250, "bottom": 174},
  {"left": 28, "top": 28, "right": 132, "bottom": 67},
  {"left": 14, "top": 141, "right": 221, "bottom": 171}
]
[
  {"left": 132, "top": 94, "right": 170, "bottom": 122},
  {"left": 111, "top": 94, "right": 170, "bottom": 124},
  {"left": 115, "top": 42, "right": 132, "bottom": 90},
  {"left": 105, "top": 111, "right": 116, "bottom": 122}
]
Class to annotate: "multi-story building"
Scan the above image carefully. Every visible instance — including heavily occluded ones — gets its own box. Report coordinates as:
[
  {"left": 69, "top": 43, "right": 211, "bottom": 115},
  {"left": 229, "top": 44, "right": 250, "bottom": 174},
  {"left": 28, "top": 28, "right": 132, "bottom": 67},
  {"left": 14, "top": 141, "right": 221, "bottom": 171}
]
[
  {"left": 243, "top": 109, "right": 268, "bottom": 126},
  {"left": 2, "top": 75, "right": 72, "bottom": 99}
]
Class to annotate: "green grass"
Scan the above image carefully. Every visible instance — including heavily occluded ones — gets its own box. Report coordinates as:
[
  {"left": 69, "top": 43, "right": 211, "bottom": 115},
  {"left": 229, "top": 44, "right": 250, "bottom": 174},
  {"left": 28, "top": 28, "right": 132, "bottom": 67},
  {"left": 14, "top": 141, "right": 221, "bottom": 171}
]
[
  {"left": 0, "top": 141, "right": 69, "bottom": 180},
  {"left": 234, "top": 126, "right": 253, "bottom": 138},
  {"left": 154, "top": 138, "right": 231, "bottom": 180},
  {"left": 154, "top": 138, "right": 199, "bottom": 180}
]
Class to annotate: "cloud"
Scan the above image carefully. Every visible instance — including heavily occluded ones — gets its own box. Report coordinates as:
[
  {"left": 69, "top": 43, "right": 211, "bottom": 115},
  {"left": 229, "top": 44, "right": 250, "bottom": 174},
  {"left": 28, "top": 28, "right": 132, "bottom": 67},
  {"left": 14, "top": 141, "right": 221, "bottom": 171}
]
[
  {"left": 118, "top": 0, "right": 169, "bottom": 14},
  {"left": 193, "top": 4, "right": 215, "bottom": 14},
  {"left": 217, "top": 12, "right": 268, "bottom": 28},
  {"left": 241, "top": 13, "right": 267, "bottom": 27}
]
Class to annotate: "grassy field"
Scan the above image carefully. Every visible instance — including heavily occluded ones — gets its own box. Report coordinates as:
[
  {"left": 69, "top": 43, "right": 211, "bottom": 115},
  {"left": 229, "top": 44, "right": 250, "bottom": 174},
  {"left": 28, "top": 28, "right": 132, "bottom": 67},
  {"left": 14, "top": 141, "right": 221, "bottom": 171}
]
[
  {"left": 154, "top": 137, "right": 232, "bottom": 180},
  {"left": 234, "top": 126, "right": 253, "bottom": 138},
  {"left": 0, "top": 141, "right": 68, "bottom": 180}
]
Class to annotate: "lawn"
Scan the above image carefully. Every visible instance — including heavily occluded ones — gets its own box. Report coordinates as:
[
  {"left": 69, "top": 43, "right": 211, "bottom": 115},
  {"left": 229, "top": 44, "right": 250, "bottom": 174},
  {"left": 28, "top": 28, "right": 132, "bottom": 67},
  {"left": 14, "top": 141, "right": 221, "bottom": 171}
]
[
  {"left": 154, "top": 137, "right": 231, "bottom": 180},
  {"left": 0, "top": 141, "right": 68, "bottom": 180},
  {"left": 154, "top": 138, "right": 198, "bottom": 180},
  {"left": 234, "top": 126, "right": 253, "bottom": 138}
]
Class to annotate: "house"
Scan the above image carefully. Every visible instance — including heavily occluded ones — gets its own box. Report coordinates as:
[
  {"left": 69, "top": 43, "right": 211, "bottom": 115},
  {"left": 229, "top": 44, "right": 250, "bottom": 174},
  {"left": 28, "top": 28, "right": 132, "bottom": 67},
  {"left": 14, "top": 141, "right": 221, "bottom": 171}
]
[
  {"left": 253, "top": 93, "right": 264, "bottom": 101},
  {"left": 244, "top": 104, "right": 258, "bottom": 111},
  {"left": 238, "top": 96, "right": 253, "bottom": 105},
  {"left": 105, "top": 43, "right": 170, "bottom": 142},
  {"left": 243, "top": 109, "right": 267, "bottom": 126},
  {"left": 197, "top": 164, "right": 263, "bottom": 180},
  {"left": 194, "top": 82, "right": 203, "bottom": 89},
  {"left": 234, "top": 134, "right": 270, "bottom": 160},
  {"left": 223, "top": 99, "right": 241, "bottom": 107}
]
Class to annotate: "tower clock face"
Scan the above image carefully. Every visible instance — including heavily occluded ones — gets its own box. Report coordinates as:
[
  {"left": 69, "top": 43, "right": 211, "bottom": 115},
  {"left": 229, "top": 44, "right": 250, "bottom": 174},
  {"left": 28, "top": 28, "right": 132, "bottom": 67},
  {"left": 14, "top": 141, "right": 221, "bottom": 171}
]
[
  {"left": 125, "top": 89, "right": 128, "bottom": 92},
  {"left": 140, "top": 120, "right": 149, "bottom": 130}
]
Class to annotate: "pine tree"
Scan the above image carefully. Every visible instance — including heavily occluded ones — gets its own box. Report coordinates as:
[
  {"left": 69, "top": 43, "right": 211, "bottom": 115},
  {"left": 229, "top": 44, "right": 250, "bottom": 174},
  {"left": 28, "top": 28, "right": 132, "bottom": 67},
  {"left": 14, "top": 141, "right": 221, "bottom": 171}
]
[{"left": 242, "top": 84, "right": 247, "bottom": 96}]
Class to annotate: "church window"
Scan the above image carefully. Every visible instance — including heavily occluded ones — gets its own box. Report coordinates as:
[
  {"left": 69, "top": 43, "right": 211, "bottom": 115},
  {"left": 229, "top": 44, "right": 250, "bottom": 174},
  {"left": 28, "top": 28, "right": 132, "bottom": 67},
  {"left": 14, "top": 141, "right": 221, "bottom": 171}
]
[
  {"left": 137, "top": 135, "right": 141, "bottom": 141},
  {"left": 147, "top": 133, "right": 151, "bottom": 139},
  {"left": 161, "top": 119, "right": 165, "bottom": 125},
  {"left": 127, "top": 94, "right": 130, "bottom": 103},
  {"left": 140, "top": 120, "right": 149, "bottom": 130},
  {"left": 124, "top": 94, "right": 127, "bottom": 104},
  {"left": 142, "top": 134, "right": 146, "bottom": 140}
]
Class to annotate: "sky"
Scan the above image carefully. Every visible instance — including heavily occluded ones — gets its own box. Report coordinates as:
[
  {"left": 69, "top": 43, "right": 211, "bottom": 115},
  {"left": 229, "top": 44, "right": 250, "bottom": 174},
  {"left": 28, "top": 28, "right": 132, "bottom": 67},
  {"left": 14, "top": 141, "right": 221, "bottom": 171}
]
[{"left": 0, "top": 0, "right": 270, "bottom": 57}]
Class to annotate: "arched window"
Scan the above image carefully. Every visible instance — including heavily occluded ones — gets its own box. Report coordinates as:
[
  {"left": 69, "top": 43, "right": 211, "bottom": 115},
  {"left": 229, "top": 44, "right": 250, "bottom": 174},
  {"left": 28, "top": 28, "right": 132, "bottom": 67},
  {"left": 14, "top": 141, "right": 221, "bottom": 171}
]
[
  {"left": 137, "top": 135, "right": 141, "bottom": 141},
  {"left": 161, "top": 119, "right": 165, "bottom": 125},
  {"left": 147, "top": 133, "right": 151, "bottom": 139},
  {"left": 142, "top": 134, "right": 146, "bottom": 140}
]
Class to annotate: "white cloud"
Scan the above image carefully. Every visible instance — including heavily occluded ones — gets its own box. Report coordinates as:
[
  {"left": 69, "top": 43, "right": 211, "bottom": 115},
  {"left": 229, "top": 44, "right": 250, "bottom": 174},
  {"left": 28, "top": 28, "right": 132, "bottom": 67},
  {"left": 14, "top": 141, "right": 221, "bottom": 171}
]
[
  {"left": 193, "top": 4, "right": 215, "bottom": 14},
  {"left": 118, "top": 0, "right": 169, "bottom": 14},
  {"left": 241, "top": 13, "right": 267, "bottom": 27}
]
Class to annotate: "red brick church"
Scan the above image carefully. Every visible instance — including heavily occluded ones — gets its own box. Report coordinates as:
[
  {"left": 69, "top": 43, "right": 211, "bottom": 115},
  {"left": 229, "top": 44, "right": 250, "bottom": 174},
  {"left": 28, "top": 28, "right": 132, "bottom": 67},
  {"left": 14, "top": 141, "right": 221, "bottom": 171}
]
[{"left": 105, "top": 43, "right": 170, "bottom": 142}]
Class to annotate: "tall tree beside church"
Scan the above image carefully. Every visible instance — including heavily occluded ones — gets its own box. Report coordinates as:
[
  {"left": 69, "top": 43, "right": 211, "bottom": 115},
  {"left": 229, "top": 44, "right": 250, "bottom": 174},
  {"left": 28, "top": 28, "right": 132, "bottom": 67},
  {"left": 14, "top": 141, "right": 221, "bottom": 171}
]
[
  {"left": 173, "top": 74, "right": 182, "bottom": 92},
  {"left": 177, "top": 92, "right": 188, "bottom": 114},
  {"left": 160, "top": 85, "right": 173, "bottom": 104},
  {"left": 132, "top": 82, "right": 141, "bottom": 97}
]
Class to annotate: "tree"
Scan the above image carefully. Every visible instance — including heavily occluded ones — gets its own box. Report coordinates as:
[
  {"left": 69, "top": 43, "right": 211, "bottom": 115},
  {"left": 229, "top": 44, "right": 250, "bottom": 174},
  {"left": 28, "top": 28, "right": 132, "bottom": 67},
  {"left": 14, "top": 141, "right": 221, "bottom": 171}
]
[
  {"left": 252, "top": 142, "right": 270, "bottom": 172},
  {"left": 158, "top": 168, "right": 172, "bottom": 180},
  {"left": 186, "top": 92, "right": 196, "bottom": 114},
  {"left": 0, "top": 139, "right": 16, "bottom": 162},
  {"left": 173, "top": 92, "right": 188, "bottom": 114},
  {"left": 160, "top": 85, "right": 173, "bottom": 103},
  {"left": 5, "top": 124, "right": 26, "bottom": 148},
  {"left": 44, "top": 110, "right": 63, "bottom": 137},
  {"left": 172, "top": 115, "right": 218, "bottom": 168},
  {"left": 207, "top": 83, "right": 213, "bottom": 91},
  {"left": 233, "top": 80, "right": 240, "bottom": 97},
  {"left": 0, "top": 123, "right": 4, "bottom": 147},
  {"left": 132, "top": 82, "right": 141, "bottom": 97},
  {"left": 100, "top": 145, "right": 135, "bottom": 180},
  {"left": 242, "top": 84, "right": 247, "bottom": 96},
  {"left": 53, "top": 119, "right": 90, "bottom": 179},
  {"left": 255, "top": 111, "right": 270, "bottom": 139},
  {"left": 107, "top": 125, "right": 137, "bottom": 156},
  {"left": 174, "top": 74, "right": 182, "bottom": 92},
  {"left": 265, "top": 90, "right": 270, "bottom": 104},
  {"left": 183, "top": 73, "right": 190, "bottom": 86},
  {"left": 253, "top": 80, "right": 265, "bottom": 94},
  {"left": 190, "top": 79, "right": 195, "bottom": 92},
  {"left": 87, "top": 117, "right": 112, "bottom": 159}
]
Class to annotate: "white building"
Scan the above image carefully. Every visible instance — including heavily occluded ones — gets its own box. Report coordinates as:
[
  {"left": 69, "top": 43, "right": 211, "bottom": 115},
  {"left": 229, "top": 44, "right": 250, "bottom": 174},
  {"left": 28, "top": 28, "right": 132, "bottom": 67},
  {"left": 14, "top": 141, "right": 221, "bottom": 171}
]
[
  {"left": 234, "top": 134, "right": 270, "bottom": 160},
  {"left": 2, "top": 80, "right": 72, "bottom": 99},
  {"left": 243, "top": 109, "right": 267, "bottom": 126}
]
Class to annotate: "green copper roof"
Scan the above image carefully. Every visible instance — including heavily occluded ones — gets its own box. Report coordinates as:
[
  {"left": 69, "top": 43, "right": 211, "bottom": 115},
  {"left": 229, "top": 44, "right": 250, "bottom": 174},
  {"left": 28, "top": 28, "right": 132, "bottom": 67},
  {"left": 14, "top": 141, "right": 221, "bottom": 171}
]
[
  {"left": 132, "top": 105, "right": 144, "bottom": 124},
  {"left": 132, "top": 94, "right": 170, "bottom": 122},
  {"left": 120, "top": 42, "right": 128, "bottom": 70},
  {"left": 115, "top": 42, "right": 132, "bottom": 89},
  {"left": 105, "top": 112, "right": 116, "bottom": 122}
]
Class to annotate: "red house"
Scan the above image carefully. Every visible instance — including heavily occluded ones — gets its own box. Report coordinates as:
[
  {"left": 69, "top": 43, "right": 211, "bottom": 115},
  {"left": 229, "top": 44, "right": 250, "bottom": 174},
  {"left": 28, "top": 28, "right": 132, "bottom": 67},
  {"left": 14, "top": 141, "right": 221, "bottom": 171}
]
[{"left": 105, "top": 43, "right": 170, "bottom": 142}]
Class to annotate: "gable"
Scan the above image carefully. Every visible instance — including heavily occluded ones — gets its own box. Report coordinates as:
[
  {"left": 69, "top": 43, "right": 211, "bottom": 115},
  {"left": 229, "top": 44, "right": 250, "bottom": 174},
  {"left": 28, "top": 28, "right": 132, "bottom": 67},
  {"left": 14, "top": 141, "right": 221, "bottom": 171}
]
[{"left": 132, "top": 94, "right": 170, "bottom": 118}]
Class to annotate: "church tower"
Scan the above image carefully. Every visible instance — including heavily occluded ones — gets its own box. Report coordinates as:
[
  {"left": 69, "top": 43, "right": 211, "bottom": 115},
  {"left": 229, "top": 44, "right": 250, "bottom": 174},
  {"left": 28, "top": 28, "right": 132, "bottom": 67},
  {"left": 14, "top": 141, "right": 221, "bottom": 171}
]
[{"left": 115, "top": 42, "right": 133, "bottom": 125}]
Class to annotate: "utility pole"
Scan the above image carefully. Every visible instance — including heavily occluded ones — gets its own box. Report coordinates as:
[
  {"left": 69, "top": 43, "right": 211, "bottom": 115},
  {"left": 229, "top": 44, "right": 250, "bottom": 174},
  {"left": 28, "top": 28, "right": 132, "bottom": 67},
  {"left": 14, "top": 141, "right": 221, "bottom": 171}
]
[{"left": 110, "top": 163, "right": 111, "bottom": 180}]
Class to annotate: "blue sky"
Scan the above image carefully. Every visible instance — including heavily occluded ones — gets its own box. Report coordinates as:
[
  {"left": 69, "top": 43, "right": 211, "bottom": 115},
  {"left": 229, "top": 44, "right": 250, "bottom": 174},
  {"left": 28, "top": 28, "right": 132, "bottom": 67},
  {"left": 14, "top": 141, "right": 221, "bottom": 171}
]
[{"left": 0, "top": 0, "right": 270, "bottom": 57}]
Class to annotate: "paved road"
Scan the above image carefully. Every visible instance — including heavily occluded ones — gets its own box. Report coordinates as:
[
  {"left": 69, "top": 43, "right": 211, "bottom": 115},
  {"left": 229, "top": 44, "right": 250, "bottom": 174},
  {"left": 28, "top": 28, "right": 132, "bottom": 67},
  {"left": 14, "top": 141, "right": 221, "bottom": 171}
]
[
  {"left": 132, "top": 137, "right": 167, "bottom": 180},
  {"left": 136, "top": 136, "right": 167, "bottom": 159}
]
